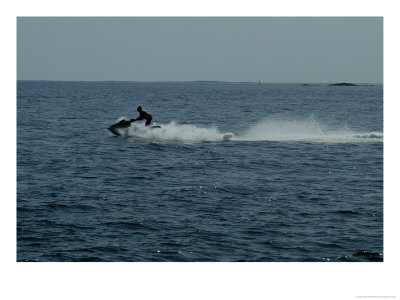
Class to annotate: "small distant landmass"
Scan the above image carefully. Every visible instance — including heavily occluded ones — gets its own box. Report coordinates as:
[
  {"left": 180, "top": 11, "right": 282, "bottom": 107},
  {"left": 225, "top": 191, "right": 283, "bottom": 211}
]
[
  {"left": 329, "top": 82, "right": 359, "bottom": 86},
  {"left": 329, "top": 82, "right": 377, "bottom": 86},
  {"left": 301, "top": 82, "right": 376, "bottom": 87}
]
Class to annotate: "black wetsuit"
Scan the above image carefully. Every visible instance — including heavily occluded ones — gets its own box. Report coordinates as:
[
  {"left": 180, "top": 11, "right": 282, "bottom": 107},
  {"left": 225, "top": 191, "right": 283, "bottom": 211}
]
[
  {"left": 133, "top": 109, "right": 152, "bottom": 126},
  {"left": 137, "top": 110, "right": 150, "bottom": 121}
]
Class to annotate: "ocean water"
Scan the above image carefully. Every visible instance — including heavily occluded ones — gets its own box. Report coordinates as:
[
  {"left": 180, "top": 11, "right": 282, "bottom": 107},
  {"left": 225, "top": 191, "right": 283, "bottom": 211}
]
[{"left": 17, "top": 81, "right": 383, "bottom": 262}]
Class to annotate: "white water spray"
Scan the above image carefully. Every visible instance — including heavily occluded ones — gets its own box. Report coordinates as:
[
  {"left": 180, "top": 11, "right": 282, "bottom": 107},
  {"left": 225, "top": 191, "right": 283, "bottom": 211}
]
[
  {"left": 124, "top": 121, "right": 234, "bottom": 143},
  {"left": 234, "top": 117, "right": 383, "bottom": 143},
  {"left": 112, "top": 117, "right": 382, "bottom": 144}
]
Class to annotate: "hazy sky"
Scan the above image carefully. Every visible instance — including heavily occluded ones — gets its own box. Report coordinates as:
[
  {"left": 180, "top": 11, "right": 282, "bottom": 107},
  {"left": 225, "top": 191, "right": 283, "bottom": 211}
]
[{"left": 17, "top": 17, "right": 383, "bottom": 83}]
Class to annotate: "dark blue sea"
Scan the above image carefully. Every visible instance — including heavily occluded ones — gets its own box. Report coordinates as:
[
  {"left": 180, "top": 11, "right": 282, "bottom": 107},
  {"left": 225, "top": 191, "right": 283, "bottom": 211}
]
[{"left": 17, "top": 81, "right": 383, "bottom": 262}]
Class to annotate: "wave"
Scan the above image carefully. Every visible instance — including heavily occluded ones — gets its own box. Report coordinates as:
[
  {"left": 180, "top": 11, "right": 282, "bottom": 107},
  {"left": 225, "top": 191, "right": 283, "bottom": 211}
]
[{"left": 112, "top": 118, "right": 382, "bottom": 144}]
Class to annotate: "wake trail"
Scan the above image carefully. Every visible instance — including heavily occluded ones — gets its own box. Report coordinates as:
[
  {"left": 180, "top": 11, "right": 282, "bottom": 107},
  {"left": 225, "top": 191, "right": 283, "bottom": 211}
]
[
  {"left": 233, "top": 117, "right": 382, "bottom": 143},
  {"left": 110, "top": 118, "right": 382, "bottom": 144}
]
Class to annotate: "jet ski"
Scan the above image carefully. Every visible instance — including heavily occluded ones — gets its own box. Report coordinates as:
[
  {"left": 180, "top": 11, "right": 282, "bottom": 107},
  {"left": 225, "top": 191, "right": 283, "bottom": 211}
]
[{"left": 107, "top": 119, "right": 161, "bottom": 136}]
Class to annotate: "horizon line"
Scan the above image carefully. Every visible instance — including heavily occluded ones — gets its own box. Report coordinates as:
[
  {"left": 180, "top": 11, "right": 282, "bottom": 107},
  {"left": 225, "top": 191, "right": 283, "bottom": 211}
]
[{"left": 16, "top": 79, "right": 383, "bottom": 85}]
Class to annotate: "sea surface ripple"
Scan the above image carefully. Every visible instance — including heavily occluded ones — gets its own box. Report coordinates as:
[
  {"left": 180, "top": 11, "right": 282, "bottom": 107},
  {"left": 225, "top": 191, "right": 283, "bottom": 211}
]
[{"left": 17, "top": 81, "right": 383, "bottom": 261}]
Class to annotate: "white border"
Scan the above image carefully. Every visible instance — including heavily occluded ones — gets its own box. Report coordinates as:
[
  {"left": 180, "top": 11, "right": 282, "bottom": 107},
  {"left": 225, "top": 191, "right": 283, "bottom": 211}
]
[{"left": 3, "top": 1, "right": 398, "bottom": 300}]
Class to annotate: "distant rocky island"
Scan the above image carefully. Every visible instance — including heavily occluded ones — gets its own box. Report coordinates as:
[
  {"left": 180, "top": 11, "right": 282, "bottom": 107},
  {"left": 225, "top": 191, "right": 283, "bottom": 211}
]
[
  {"left": 301, "top": 82, "right": 376, "bottom": 87},
  {"left": 329, "top": 82, "right": 358, "bottom": 86}
]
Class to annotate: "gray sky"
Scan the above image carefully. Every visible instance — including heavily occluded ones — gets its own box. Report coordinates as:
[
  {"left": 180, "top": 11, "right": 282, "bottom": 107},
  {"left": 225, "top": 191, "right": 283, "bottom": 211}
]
[{"left": 17, "top": 17, "right": 383, "bottom": 83}]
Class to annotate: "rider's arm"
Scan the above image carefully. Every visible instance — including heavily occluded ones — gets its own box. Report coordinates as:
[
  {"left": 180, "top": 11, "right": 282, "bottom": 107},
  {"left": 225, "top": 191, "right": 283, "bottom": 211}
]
[{"left": 136, "top": 111, "right": 146, "bottom": 121}]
